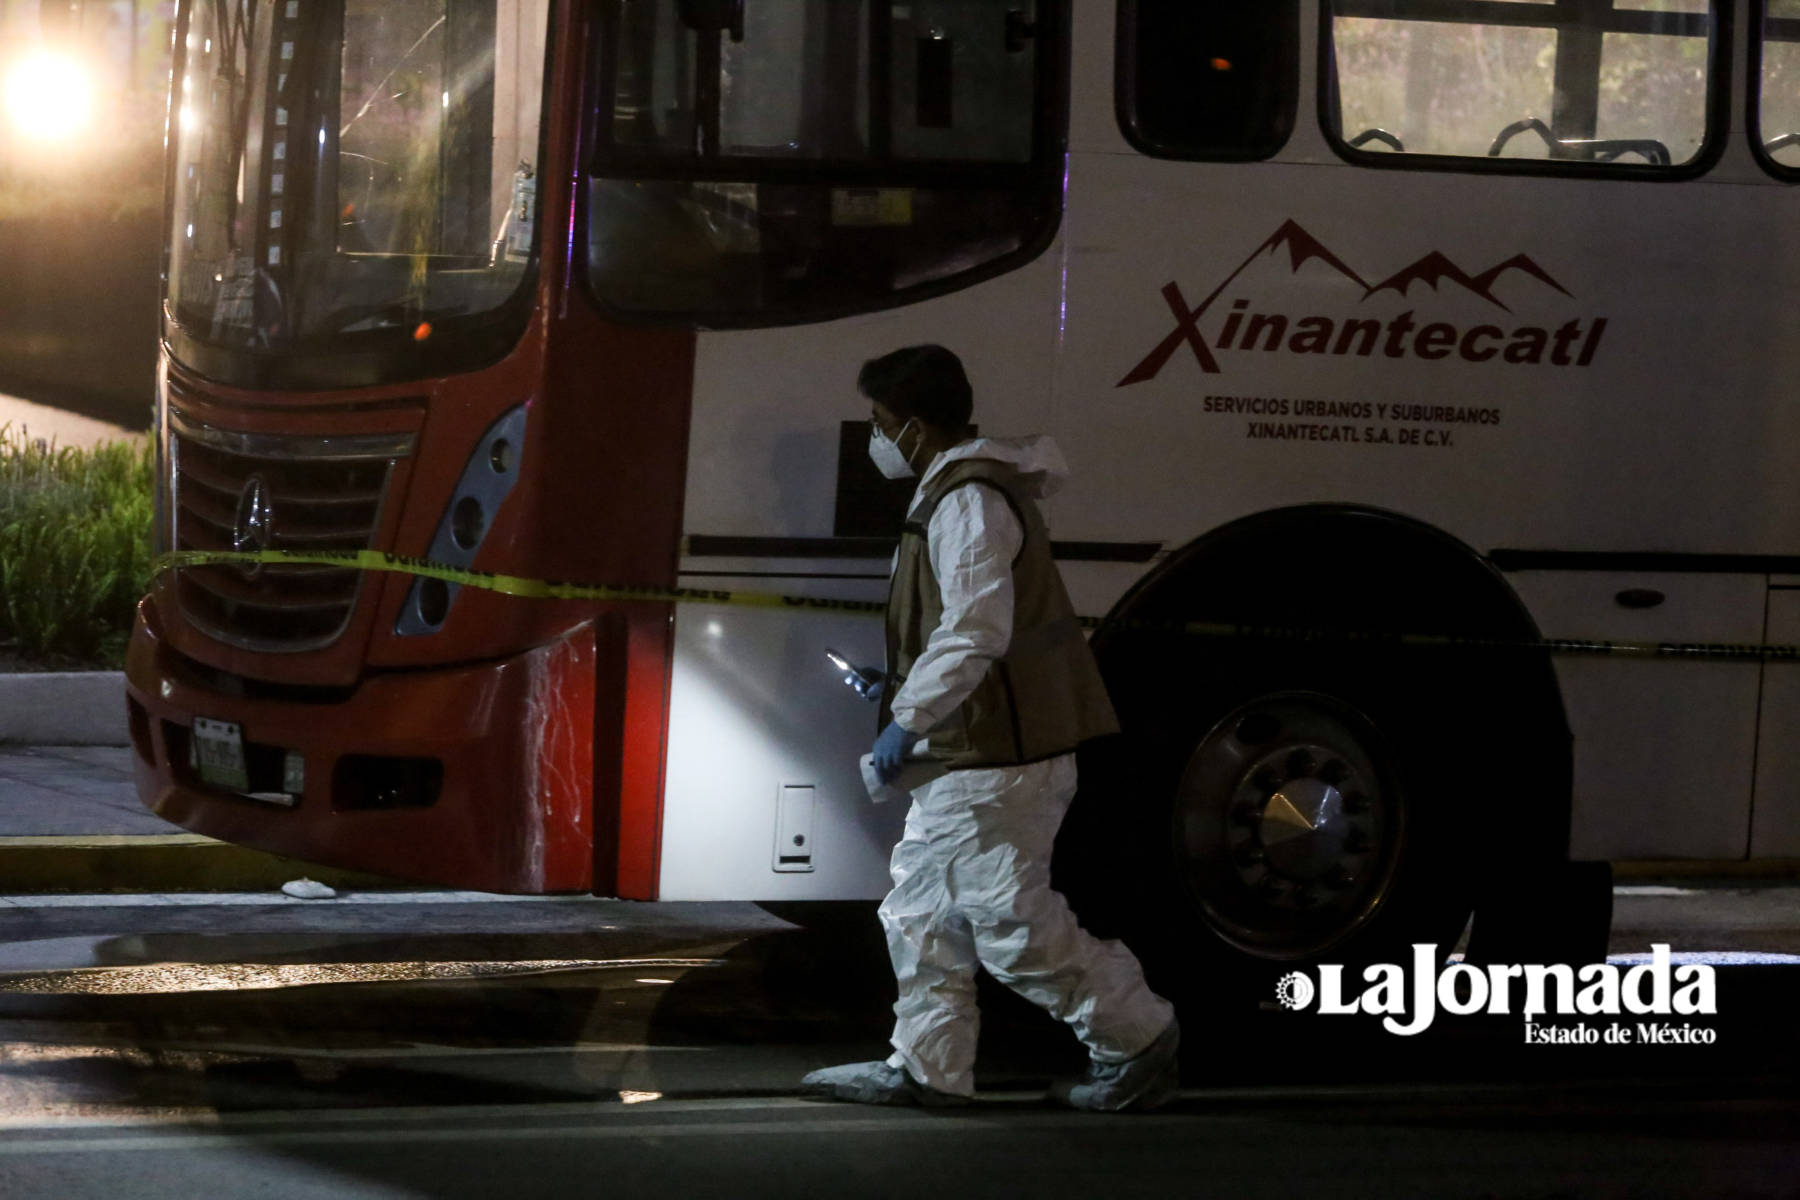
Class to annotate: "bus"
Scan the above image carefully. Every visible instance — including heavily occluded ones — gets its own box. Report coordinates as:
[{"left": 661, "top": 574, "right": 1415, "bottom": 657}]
[{"left": 126, "top": 0, "right": 1800, "bottom": 992}]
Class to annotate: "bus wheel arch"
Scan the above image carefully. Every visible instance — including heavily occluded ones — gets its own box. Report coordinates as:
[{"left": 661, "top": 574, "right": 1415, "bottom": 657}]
[{"left": 1058, "top": 504, "right": 1578, "bottom": 1003}]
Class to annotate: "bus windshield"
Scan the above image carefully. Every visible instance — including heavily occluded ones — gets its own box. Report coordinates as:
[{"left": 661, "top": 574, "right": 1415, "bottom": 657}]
[{"left": 166, "top": 0, "right": 550, "bottom": 388}]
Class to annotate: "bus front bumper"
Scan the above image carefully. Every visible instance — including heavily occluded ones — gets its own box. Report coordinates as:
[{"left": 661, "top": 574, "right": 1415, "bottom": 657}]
[{"left": 122, "top": 598, "right": 598, "bottom": 894}]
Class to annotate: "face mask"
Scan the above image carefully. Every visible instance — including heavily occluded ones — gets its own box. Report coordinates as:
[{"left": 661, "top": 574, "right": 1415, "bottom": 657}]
[{"left": 869, "top": 419, "right": 918, "bottom": 480}]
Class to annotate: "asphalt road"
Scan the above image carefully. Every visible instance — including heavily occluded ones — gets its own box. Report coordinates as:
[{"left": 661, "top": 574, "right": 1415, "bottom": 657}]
[{"left": 0, "top": 889, "right": 1793, "bottom": 1198}]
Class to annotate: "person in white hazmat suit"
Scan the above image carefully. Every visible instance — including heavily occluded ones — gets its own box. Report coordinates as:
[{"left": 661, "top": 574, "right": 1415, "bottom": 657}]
[{"left": 801, "top": 345, "right": 1179, "bottom": 1113}]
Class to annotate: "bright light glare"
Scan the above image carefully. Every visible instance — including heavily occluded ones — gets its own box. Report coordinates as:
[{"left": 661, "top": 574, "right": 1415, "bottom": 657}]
[{"left": 3, "top": 51, "right": 95, "bottom": 143}]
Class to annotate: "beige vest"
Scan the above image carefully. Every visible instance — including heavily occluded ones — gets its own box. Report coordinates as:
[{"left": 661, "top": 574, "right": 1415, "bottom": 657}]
[{"left": 881, "top": 456, "right": 1120, "bottom": 769}]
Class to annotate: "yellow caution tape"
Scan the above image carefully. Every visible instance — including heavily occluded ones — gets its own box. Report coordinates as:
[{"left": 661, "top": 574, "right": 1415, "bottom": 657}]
[
  {"left": 151, "top": 548, "right": 888, "bottom": 614},
  {"left": 150, "top": 549, "right": 1800, "bottom": 664}
]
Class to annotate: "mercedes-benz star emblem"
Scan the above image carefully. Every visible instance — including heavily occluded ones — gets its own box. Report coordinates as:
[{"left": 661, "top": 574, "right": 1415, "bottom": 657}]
[{"left": 233, "top": 474, "right": 274, "bottom": 577}]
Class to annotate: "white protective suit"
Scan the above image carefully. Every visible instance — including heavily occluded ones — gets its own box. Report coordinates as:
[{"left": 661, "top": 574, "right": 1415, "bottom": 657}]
[{"left": 879, "top": 435, "right": 1175, "bottom": 1098}]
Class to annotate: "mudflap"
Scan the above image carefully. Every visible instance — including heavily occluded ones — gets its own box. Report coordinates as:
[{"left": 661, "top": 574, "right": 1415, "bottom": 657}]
[{"left": 1463, "top": 860, "right": 1615, "bottom": 967}]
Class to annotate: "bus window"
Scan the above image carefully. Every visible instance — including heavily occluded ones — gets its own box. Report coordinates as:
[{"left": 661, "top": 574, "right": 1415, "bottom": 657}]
[
  {"left": 1114, "top": 1, "right": 1299, "bottom": 161},
  {"left": 586, "top": 0, "right": 1065, "bottom": 323},
  {"left": 165, "top": 0, "right": 552, "bottom": 389},
  {"left": 1326, "top": 0, "right": 1721, "bottom": 173},
  {"left": 1759, "top": 0, "right": 1800, "bottom": 174}
]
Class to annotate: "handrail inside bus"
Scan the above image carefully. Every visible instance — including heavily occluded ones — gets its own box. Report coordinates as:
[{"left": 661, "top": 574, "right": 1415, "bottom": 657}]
[
  {"left": 1487, "top": 117, "right": 1671, "bottom": 166},
  {"left": 1347, "top": 127, "right": 1406, "bottom": 153}
]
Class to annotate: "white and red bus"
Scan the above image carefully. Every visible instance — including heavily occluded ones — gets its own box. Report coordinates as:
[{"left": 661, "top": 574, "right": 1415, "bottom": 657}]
[{"left": 128, "top": 0, "right": 1800, "bottom": 985}]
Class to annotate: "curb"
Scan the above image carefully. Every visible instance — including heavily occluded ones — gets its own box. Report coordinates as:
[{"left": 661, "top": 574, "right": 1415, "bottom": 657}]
[
  {"left": 0, "top": 835, "right": 403, "bottom": 893},
  {"left": 0, "top": 672, "right": 128, "bottom": 746}
]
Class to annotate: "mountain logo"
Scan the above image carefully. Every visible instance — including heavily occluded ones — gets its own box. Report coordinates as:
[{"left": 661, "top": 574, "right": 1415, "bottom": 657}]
[{"left": 1119, "top": 220, "right": 1605, "bottom": 385}]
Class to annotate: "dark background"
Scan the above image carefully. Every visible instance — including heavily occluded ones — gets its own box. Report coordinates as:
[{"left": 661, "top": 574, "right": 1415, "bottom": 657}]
[
  {"left": 0, "top": 209, "right": 160, "bottom": 427},
  {"left": 1, "top": 0, "right": 172, "bottom": 430}
]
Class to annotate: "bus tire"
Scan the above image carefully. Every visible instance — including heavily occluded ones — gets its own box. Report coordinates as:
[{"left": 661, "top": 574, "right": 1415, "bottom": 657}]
[{"left": 1057, "top": 505, "right": 1574, "bottom": 1010}]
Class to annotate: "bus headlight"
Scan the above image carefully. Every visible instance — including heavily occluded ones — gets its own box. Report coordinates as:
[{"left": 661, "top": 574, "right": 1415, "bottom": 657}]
[
  {"left": 396, "top": 406, "right": 527, "bottom": 636},
  {"left": 451, "top": 495, "right": 487, "bottom": 550}
]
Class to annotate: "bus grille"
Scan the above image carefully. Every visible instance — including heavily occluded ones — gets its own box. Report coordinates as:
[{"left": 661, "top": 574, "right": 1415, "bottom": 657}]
[{"left": 167, "top": 410, "right": 414, "bottom": 653}]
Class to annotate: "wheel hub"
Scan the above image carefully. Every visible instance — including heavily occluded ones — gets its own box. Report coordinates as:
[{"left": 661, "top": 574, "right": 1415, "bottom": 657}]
[
  {"left": 1258, "top": 775, "right": 1349, "bottom": 880},
  {"left": 1173, "top": 692, "right": 1404, "bottom": 957}
]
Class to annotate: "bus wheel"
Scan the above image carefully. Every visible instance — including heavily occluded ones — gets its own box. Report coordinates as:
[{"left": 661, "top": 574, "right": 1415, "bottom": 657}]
[
  {"left": 1171, "top": 690, "right": 1410, "bottom": 961},
  {"left": 1065, "top": 644, "right": 1477, "bottom": 1010},
  {"left": 1060, "top": 505, "right": 1572, "bottom": 1007}
]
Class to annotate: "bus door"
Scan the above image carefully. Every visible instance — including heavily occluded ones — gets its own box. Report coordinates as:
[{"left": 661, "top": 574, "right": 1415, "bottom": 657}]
[{"left": 581, "top": 0, "right": 1071, "bottom": 901}]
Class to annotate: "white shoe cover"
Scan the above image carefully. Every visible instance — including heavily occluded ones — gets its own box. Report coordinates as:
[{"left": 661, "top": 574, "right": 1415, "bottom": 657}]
[
  {"left": 799, "top": 1060, "right": 969, "bottom": 1107},
  {"left": 1049, "top": 1017, "right": 1181, "bottom": 1113}
]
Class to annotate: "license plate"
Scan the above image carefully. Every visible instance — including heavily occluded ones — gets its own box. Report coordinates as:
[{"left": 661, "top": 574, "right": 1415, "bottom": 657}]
[{"left": 193, "top": 718, "right": 250, "bottom": 792}]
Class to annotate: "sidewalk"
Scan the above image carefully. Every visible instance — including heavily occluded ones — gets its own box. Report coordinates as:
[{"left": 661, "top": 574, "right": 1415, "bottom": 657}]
[
  {"left": 1, "top": 380, "right": 179, "bottom": 888},
  {"left": 0, "top": 745, "right": 169, "bottom": 836},
  {"left": 0, "top": 391, "right": 144, "bottom": 448},
  {"left": 0, "top": 743, "right": 397, "bottom": 892}
]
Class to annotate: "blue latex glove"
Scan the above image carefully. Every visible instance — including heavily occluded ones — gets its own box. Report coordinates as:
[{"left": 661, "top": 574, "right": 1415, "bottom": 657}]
[{"left": 872, "top": 721, "right": 923, "bottom": 784}]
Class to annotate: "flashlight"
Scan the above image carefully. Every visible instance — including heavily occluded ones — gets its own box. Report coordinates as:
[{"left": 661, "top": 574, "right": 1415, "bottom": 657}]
[{"left": 826, "top": 649, "right": 883, "bottom": 698}]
